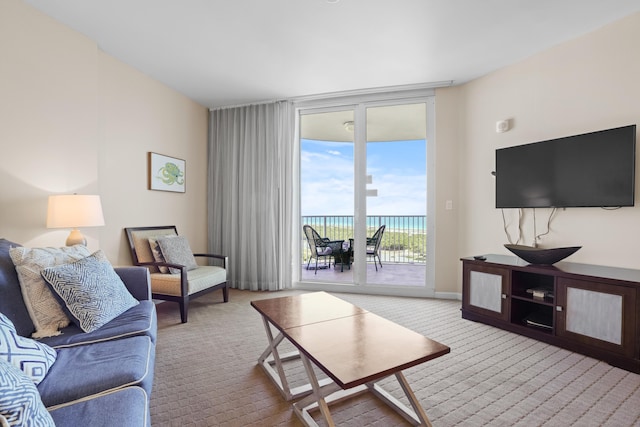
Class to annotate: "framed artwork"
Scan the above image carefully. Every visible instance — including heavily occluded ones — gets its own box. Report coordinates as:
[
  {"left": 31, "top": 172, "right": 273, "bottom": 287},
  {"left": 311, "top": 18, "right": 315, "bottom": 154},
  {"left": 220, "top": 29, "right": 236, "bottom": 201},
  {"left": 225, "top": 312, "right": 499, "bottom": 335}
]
[{"left": 148, "top": 152, "right": 186, "bottom": 193}]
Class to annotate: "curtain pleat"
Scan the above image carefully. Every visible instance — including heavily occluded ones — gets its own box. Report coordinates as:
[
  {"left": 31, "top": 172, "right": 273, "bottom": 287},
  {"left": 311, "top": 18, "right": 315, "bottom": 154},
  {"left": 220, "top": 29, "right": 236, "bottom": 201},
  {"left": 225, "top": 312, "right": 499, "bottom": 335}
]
[{"left": 207, "top": 101, "right": 294, "bottom": 291}]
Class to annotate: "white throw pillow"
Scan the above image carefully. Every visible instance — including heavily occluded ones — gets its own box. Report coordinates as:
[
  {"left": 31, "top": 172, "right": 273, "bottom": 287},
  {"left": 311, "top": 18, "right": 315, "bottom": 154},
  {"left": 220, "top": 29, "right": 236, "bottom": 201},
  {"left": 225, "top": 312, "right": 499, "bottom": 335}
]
[{"left": 9, "top": 245, "right": 91, "bottom": 338}]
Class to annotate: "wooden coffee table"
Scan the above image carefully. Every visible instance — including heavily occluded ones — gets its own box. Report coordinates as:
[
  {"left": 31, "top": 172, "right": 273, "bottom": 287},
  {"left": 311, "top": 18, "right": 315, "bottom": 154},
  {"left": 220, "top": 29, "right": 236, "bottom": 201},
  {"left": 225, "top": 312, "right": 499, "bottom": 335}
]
[{"left": 251, "top": 292, "right": 450, "bottom": 426}]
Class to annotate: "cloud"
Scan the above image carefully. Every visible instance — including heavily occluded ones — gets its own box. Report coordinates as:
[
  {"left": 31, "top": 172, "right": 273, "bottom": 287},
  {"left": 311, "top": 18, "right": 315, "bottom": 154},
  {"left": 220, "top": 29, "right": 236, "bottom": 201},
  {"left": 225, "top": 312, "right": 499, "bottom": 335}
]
[
  {"left": 301, "top": 149, "right": 354, "bottom": 215},
  {"left": 366, "top": 172, "right": 426, "bottom": 215},
  {"left": 301, "top": 154, "right": 426, "bottom": 216},
  {"left": 301, "top": 139, "right": 427, "bottom": 217}
]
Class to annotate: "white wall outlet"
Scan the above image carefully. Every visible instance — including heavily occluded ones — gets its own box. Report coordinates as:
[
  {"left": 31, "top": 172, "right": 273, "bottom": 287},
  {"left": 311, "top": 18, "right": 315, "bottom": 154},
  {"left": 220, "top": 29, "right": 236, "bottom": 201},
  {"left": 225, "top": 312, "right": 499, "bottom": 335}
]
[{"left": 445, "top": 200, "right": 453, "bottom": 210}]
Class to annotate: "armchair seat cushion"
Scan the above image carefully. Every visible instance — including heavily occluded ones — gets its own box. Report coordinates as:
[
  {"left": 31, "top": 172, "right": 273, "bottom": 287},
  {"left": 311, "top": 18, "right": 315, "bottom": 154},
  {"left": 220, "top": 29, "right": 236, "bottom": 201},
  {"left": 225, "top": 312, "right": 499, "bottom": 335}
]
[{"left": 150, "top": 266, "right": 227, "bottom": 296}]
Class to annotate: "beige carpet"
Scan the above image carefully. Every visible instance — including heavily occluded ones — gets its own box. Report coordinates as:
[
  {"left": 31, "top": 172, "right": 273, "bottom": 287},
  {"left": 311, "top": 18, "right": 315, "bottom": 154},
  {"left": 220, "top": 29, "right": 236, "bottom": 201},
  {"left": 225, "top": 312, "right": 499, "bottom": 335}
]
[{"left": 150, "top": 289, "right": 640, "bottom": 426}]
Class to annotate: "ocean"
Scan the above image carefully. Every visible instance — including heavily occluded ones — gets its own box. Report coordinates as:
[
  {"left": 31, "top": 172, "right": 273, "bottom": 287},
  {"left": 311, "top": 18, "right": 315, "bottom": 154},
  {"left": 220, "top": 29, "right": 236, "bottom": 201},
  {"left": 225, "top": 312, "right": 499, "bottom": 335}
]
[{"left": 302, "top": 215, "right": 426, "bottom": 233}]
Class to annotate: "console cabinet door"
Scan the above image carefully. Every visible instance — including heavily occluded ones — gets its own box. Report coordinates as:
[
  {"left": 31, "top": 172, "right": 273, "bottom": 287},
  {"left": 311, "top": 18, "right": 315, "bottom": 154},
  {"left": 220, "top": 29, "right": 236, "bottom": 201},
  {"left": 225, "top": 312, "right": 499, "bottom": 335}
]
[
  {"left": 463, "top": 263, "right": 510, "bottom": 321},
  {"left": 556, "top": 278, "right": 636, "bottom": 357}
]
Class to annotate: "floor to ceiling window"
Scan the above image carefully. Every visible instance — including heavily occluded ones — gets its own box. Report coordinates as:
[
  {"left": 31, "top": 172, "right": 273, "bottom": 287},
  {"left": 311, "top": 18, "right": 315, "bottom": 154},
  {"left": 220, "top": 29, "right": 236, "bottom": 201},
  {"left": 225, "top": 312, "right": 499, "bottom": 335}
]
[{"left": 297, "top": 95, "right": 435, "bottom": 297}]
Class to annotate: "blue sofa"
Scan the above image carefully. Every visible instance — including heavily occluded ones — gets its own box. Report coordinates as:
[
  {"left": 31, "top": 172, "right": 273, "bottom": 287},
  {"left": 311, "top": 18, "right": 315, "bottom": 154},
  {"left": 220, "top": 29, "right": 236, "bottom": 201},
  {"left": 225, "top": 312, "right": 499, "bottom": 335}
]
[{"left": 0, "top": 238, "right": 157, "bottom": 426}]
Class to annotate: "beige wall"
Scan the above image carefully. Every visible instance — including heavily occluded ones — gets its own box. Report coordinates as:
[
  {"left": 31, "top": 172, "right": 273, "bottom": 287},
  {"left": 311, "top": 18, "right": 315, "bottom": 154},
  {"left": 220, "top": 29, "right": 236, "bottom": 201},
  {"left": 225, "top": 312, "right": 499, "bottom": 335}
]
[
  {"left": 433, "top": 86, "right": 463, "bottom": 295},
  {"left": 2, "top": 0, "right": 639, "bottom": 294},
  {"left": 0, "top": 0, "right": 208, "bottom": 265},
  {"left": 435, "top": 12, "right": 640, "bottom": 293}
]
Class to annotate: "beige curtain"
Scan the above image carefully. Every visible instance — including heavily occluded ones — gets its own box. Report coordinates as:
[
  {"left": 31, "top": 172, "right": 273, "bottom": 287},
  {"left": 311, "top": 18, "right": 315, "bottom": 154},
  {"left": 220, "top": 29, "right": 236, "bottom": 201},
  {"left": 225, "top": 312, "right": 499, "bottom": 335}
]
[{"left": 207, "top": 101, "right": 294, "bottom": 291}]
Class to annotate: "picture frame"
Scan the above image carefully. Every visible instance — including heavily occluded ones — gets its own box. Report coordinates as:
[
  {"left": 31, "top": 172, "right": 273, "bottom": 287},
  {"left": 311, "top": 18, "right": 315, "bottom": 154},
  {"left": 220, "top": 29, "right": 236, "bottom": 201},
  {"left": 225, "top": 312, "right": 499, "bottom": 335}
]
[{"left": 148, "top": 152, "right": 186, "bottom": 193}]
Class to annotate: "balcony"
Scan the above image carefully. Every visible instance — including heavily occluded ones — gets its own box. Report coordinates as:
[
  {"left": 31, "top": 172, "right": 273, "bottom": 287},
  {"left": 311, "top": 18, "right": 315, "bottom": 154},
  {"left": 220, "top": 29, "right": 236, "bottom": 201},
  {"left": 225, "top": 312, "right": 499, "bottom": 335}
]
[{"left": 301, "top": 215, "right": 426, "bottom": 286}]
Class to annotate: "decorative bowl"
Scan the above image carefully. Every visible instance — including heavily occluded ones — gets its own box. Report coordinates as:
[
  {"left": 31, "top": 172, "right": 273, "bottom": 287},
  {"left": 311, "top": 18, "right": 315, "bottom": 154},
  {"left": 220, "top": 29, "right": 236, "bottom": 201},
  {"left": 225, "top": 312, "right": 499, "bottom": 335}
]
[{"left": 504, "top": 244, "right": 581, "bottom": 265}]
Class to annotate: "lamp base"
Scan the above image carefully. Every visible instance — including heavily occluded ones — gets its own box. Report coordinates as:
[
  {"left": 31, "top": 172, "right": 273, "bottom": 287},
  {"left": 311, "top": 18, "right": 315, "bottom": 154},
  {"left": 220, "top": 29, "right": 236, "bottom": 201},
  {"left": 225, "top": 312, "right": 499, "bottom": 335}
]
[{"left": 65, "top": 229, "right": 87, "bottom": 246}]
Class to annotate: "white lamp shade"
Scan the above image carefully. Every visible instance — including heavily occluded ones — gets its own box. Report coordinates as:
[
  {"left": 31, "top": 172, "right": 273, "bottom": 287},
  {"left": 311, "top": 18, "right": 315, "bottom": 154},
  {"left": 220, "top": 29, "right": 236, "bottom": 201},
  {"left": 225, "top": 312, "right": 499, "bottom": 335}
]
[{"left": 47, "top": 195, "right": 105, "bottom": 228}]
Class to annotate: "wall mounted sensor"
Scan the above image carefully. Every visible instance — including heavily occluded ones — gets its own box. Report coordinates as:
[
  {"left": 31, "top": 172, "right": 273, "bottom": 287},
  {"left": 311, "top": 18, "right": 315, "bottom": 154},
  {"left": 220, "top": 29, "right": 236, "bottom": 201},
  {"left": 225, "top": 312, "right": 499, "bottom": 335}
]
[{"left": 496, "top": 120, "right": 509, "bottom": 133}]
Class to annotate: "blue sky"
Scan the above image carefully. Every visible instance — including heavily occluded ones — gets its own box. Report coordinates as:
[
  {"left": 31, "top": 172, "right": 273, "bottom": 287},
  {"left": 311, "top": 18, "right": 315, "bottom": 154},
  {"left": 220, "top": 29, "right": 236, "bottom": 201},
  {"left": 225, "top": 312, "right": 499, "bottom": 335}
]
[{"left": 301, "top": 139, "right": 427, "bottom": 216}]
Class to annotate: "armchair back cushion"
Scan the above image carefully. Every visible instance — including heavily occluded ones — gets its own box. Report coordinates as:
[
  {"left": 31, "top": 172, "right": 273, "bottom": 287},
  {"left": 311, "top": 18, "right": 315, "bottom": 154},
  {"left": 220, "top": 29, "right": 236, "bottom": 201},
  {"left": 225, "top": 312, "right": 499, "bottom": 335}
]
[{"left": 126, "top": 227, "right": 177, "bottom": 273}]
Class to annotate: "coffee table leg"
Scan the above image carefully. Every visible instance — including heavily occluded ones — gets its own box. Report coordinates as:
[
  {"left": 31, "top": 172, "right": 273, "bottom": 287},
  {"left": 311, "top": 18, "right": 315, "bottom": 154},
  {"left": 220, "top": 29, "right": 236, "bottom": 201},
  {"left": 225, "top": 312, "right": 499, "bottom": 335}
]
[
  {"left": 257, "top": 316, "right": 294, "bottom": 399},
  {"left": 293, "top": 363, "right": 433, "bottom": 426},
  {"left": 257, "top": 316, "right": 333, "bottom": 401},
  {"left": 366, "top": 372, "right": 433, "bottom": 426},
  {"left": 395, "top": 372, "right": 433, "bottom": 427},
  {"left": 293, "top": 352, "right": 339, "bottom": 427}
]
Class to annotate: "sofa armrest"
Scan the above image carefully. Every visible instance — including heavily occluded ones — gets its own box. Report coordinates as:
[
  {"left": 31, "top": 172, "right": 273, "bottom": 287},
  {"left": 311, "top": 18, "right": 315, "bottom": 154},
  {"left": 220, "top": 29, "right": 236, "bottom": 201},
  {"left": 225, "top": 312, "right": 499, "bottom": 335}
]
[{"left": 114, "top": 267, "right": 151, "bottom": 301}]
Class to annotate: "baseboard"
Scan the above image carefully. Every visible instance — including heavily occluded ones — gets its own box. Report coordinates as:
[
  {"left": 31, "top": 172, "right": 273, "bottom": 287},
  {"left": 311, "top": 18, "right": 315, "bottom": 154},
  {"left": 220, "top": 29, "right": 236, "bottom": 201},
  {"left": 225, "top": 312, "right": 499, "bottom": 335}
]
[{"left": 434, "top": 291, "right": 461, "bottom": 301}]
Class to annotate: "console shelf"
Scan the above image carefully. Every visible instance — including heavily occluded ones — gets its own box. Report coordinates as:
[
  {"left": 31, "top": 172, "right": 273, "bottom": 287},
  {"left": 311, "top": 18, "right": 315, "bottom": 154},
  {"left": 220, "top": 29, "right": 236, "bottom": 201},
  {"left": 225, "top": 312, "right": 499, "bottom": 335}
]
[
  {"left": 461, "top": 255, "right": 639, "bottom": 373},
  {"left": 511, "top": 295, "right": 555, "bottom": 306}
]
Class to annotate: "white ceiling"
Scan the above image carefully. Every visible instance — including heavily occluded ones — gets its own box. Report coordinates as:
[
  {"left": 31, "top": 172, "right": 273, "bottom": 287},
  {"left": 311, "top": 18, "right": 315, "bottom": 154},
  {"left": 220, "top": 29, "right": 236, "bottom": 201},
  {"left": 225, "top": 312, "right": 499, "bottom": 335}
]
[{"left": 24, "top": 0, "right": 640, "bottom": 109}]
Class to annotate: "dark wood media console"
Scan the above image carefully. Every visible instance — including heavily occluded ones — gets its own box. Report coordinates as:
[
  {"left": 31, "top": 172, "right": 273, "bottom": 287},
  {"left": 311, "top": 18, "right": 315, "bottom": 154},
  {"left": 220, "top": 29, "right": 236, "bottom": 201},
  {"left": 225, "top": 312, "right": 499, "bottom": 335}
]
[{"left": 461, "top": 255, "right": 639, "bottom": 373}]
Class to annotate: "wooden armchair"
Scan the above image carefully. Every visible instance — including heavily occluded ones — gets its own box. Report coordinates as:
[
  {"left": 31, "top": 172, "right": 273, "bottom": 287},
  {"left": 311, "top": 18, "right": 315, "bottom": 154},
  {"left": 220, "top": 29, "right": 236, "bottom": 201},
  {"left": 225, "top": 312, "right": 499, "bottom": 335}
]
[{"left": 125, "top": 226, "right": 228, "bottom": 323}]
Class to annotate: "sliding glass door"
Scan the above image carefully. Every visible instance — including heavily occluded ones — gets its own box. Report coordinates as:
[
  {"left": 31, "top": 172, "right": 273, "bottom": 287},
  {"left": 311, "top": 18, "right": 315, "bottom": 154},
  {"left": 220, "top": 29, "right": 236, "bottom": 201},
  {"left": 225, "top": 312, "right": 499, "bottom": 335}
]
[
  {"left": 363, "top": 103, "right": 427, "bottom": 287},
  {"left": 298, "top": 97, "right": 433, "bottom": 296}
]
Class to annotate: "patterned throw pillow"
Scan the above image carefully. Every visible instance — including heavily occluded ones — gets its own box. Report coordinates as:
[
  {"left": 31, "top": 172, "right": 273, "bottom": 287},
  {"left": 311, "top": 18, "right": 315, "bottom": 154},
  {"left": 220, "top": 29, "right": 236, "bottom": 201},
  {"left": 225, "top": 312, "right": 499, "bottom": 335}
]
[
  {"left": 156, "top": 235, "right": 198, "bottom": 274},
  {"left": 0, "top": 358, "right": 55, "bottom": 427},
  {"left": 9, "top": 245, "right": 91, "bottom": 338},
  {"left": 41, "top": 251, "right": 139, "bottom": 333},
  {"left": 148, "top": 237, "right": 170, "bottom": 273},
  {"left": 0, "top": 313, "right": 56, "bottom": 385}
]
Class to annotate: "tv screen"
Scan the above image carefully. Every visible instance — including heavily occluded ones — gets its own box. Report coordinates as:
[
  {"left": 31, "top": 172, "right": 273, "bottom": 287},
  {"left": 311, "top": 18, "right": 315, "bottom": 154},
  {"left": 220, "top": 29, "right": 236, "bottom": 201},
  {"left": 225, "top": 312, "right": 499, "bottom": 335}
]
[{"left": 495, "top": 125, "right": 636, "bottom": 208}]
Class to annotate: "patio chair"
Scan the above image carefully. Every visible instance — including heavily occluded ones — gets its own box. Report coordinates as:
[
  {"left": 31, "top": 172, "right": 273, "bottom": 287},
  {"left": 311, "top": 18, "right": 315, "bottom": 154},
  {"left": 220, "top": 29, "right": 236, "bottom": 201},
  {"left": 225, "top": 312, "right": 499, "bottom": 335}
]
[
  {"left": 303, "top": 225, "right": 343, "bottom": 274},
  {"left": 367, "top": 225, "right": 386, "bottom": 271},
  {"left": 125, "top": 226, "right": 228, "bottom": 323}
]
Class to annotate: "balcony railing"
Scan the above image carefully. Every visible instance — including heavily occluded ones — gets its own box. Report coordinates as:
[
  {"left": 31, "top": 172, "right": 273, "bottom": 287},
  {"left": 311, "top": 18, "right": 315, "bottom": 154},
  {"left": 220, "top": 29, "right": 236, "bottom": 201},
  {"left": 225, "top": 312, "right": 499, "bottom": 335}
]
[{"left": 302, "top": 215, "right": 426, "bottom": 264}]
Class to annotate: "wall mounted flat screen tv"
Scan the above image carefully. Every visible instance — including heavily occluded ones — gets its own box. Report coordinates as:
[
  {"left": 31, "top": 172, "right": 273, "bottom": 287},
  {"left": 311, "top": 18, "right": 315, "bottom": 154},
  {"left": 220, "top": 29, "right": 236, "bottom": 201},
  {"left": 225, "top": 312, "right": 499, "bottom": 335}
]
[{"left": 495, "top": 125, "right": 636, "bottom": 208}]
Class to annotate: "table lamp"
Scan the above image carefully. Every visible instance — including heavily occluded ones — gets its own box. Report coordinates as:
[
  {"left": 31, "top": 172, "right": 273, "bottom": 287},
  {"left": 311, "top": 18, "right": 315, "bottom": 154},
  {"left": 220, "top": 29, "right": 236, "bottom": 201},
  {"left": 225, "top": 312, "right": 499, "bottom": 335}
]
[{"left": 46, "top": 194, "right": 105, "bottom": 246}]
